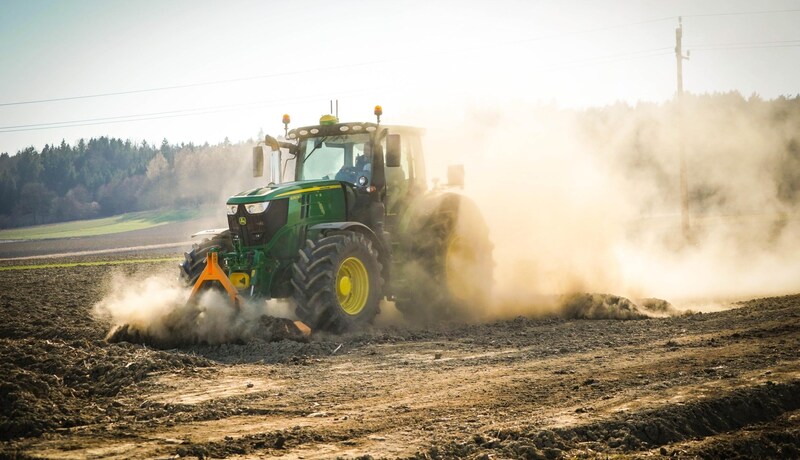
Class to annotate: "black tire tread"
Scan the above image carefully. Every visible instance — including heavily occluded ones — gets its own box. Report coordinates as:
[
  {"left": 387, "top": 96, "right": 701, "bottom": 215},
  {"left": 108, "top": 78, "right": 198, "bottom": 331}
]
[
  {"left": 292, "top": 232, "right": 383, "bottom": 333},
  {"left": 179, "top": 230, "right": 233, "bottom": 286}
]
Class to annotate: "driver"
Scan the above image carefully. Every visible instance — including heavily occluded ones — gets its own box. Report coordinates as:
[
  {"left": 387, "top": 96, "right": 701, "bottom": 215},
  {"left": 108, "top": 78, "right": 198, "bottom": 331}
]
[{"left": 335, "top": 148, "right": 371, "bottom": 185}]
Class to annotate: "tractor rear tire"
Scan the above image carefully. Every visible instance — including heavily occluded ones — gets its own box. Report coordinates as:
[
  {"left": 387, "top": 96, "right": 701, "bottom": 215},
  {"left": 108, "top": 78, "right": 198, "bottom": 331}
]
[
  {"left": 395, "top": 200, "right": 493, "bottom": 324},
  {"left": 291, "top": 232, "right": 383, "bottom": 333},
  {"left": 179, "top": 230, "right": 233, "bottom": 286}
]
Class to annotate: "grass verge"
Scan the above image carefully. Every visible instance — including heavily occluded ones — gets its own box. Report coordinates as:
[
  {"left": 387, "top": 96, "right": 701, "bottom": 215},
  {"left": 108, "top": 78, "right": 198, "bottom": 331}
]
[
  {"left": 0, "top": 257, "right": 181, "bottom": 271},
  {"left": 0, "top": 209, "right": 202, "bottom": 241}
]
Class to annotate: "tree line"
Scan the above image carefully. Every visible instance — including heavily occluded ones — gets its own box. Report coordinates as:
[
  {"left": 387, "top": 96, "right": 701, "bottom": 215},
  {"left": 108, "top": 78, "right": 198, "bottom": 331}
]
[{"left": 0, "top": 136, "right": 257, "bottom": 228}]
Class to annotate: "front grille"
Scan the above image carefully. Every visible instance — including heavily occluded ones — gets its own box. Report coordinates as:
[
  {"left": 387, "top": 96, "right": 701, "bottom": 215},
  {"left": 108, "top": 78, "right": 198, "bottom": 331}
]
[{"left": 227, "top": 198, "right": 288, "bottom": 247}]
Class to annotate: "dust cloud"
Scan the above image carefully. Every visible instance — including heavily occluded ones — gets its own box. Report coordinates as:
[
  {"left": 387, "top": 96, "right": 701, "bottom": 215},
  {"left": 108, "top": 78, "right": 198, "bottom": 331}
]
[
  {"left": 93, "top": 269, "right": 299, "bottom": 347},
  {"left": 98, "top": 95, "right": 800, "bottom": 333},
  {"left": 419, "top": 94, "right": 800, "bottom": 318}
]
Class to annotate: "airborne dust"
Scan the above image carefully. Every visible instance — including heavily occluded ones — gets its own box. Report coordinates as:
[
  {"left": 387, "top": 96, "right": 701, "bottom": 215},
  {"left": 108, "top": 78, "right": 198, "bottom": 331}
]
[
  {"left": 426, "top": 95, "right": 800, "bottom": 318},
  {"left": 94, "top": 94, "right": 800, "bottom": 341},
  {"left": 93, "top": 268, "right": 301, "bottom": 346}
]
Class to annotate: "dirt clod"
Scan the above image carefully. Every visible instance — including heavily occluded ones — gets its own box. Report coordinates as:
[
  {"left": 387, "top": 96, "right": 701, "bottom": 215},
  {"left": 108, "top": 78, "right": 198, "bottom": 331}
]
[{"left": 560, "top": 293, "right": 647, "bottom": 320}]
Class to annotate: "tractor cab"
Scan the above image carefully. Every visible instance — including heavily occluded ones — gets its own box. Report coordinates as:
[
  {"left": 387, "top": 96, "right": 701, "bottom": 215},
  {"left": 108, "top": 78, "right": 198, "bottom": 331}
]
[
  {"left": 290, "top": 121, "right": 384, "bottom": 190},
  {"left": 254, "top": 112, "right": 427, "bottom": 233}
]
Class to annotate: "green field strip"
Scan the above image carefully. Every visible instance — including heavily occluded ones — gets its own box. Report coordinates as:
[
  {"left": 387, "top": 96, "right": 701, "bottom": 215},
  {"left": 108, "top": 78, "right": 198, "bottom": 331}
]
[
  {"left": 0, "top": 257, "right": 182, "bottom": 271},
  {"left": 0, "top": 209, "right": 203, "bottom": 241}
]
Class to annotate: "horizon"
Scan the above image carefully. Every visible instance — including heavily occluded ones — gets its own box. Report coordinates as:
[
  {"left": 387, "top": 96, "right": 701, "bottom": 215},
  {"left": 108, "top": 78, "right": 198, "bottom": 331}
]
[{"left": 4, "top": 89, "right": 799, "bottom": 155}]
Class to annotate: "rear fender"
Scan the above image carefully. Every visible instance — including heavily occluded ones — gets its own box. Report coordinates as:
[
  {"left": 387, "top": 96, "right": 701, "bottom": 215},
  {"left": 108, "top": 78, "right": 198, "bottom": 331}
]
[{"left": 400, "top": 192, "right": 469, "bottom": 235}]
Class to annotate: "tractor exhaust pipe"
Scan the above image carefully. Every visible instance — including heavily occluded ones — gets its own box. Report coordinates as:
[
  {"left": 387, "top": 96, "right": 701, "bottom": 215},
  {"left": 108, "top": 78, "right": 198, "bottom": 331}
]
[
  {"left": 270, "top": 149, "right": 281, "bottom": 184},
  {"left": 265, "top": 135, "right": 282, "bottom": 185},
  {"left": 254, "top": 135, "right": 283, "bottom": 184}
]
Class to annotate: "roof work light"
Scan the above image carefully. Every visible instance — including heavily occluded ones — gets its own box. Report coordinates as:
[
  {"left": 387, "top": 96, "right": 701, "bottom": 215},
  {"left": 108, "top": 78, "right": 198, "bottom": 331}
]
[
  {"left": 319, "top": 114, "right": 338, "bottom": 125},
  {"left": 282, "top": 114, "right": 291, "bottom": 137}
]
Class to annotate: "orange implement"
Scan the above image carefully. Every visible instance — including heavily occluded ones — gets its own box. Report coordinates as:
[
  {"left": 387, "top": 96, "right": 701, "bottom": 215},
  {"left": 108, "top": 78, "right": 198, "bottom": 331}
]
[
  {"left": 186, "top": 252, "right": 312, "bottom": 339},
  {"left": 187, "top": 252, "right": 241, "bottom": 307}
]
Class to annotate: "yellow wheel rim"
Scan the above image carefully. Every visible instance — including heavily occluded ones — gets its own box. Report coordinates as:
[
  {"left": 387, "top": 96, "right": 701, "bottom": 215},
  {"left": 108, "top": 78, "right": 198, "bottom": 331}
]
[{"left": 336, "top": 256, "right": 369, "bottom": 315}]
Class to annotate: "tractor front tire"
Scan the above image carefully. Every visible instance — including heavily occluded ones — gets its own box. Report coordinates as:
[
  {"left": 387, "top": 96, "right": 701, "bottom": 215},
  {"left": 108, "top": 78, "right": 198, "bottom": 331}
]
[
  {"left": 179, "top": 230, "right": 233, "bottom": 286},
  {"left": 291, "top": 232, "right": 383, "bottom": 333}
]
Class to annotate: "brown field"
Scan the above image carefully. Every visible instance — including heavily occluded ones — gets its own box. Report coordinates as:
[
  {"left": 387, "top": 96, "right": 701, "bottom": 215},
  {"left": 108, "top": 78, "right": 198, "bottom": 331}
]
[{"left": 1, "top": 241, "right": 799, "bottom": 459}]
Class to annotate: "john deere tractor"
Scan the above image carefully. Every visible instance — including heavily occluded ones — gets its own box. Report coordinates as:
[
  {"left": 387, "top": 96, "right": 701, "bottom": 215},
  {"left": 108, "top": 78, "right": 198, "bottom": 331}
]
[{"left": 181, "top": 107, "right": 492, "bottom": 333}]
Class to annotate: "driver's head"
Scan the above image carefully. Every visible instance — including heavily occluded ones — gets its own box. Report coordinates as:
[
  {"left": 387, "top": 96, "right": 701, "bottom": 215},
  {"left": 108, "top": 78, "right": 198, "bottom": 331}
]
[{"left": 355, "top": 152, "right": 368, "bottom": 169}]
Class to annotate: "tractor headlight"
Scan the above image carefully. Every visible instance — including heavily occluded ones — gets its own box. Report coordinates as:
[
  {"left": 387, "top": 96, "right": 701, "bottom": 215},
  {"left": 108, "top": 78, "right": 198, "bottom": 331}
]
[
  {"left": 226, "top": 204, "right": 238, "bottom": 215},
  {"left": 245, "top": 201, "right": 269, "bottom": 214}
]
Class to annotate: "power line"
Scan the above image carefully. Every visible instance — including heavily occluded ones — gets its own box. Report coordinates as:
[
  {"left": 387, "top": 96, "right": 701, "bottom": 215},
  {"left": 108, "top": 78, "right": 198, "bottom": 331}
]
[
  {"left": 0, "top": 89, "right": 381, "bottom": 134},
  {"left": 5, "top": 9, "right": 798, "bottom": 108},
  {"left": 0, "top": 46, "right": 675, "bottom": 134},
  {"left": 497, "top": 17, "right": 675, "bottom": 46},
  {"left": 0, "top": 61, "right": 393, "bottom": 108},
  {"left": 682, "top": 8, "right": 800, "bottom": 19},
  {"left": 687, "top": 39, "right": 800, "bottom": 51},
  {"left": 0, "top": 16, "right": 679, "bottom": 108},
  {"left": 693, "top": 44, "right": 800, "bottom": 51},
  {"left": 541, "top": 47, "right": 673, "bottom": 71},
  {"left": 1, "top": 106, "right": 227, "bottom": 130},
  {"left": 494, "top": 8, "right": 800, "bottom": 50},
  {"left": 5, "top": 37, "right": 779, "bottom": 135},
  {"left": 2, "top": 9, "right": 799, "bottom": 109},
  {"left": 2, "top": 7, "right": 799, "bottom": 135},
  {"left": 1, "top": 32, "right": 795, "bottom": 134},
  {"left": 689, "top": 39, "right": 800, "bottom": 47}
]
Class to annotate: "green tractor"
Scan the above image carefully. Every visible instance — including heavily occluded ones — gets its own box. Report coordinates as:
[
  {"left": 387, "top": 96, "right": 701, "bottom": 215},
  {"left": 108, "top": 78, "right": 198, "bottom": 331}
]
[{"left": 181, "top": 107, "right": 493, "bottom": 333}]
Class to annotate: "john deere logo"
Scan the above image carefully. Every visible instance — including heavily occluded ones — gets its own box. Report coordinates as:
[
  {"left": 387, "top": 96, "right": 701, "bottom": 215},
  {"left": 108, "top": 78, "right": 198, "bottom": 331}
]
[{"left": 238, "top": 216, "right": 247, "bottom": 226}]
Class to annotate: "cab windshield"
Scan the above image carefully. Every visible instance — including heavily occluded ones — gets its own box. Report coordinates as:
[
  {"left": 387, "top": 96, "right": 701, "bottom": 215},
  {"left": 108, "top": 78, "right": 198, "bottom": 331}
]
[{"left": 298, "top": 133, "right": 373, "bottom": 185}]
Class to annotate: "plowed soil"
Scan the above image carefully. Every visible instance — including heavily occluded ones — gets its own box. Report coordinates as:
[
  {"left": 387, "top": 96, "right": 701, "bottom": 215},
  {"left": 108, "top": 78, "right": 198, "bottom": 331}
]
[{"left": 1, "top": 255, "right": 799, "bottom": 459}]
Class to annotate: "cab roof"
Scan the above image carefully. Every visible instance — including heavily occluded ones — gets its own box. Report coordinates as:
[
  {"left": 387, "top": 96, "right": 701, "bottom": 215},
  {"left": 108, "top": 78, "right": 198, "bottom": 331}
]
[{"left": 287, "top": 122, "right": 424, "bottom": 140}]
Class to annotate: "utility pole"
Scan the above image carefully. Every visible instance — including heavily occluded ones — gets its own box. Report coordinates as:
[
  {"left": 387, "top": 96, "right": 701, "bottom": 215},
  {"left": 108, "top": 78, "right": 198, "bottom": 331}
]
[{"left": 675, "top": 17, "right": 691, "bottom": 239}]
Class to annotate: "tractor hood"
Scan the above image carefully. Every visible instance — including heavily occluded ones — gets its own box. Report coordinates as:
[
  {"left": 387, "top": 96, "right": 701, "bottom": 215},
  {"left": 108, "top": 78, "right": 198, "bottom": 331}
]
[{"left": 227, "top": 180, "right": 344, "bottom": 205}]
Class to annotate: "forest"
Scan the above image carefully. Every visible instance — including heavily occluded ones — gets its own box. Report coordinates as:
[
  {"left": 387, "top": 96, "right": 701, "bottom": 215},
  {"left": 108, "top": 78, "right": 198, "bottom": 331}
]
[{"left": 0, "top": 137, "right": 256, "bottom": 228}]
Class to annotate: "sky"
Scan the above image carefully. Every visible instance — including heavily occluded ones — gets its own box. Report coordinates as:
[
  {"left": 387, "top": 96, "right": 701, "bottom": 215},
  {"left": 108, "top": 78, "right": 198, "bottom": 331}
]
[{"left": 1, "top": 0, "right": 799, "bottom": 154}]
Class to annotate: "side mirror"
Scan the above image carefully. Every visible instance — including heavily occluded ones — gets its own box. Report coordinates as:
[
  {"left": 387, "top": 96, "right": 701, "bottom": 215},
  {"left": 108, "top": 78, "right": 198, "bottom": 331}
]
[
  {"left": 386, "top": 134, "right": 401, "bottom": 168},
  {"left": 447, "top": 164, "right": 464, "bottom": 188},
  {"left": 252, "top": 146, "right": 264, "bottom": 177},
  {"left": 265, "top": 135, "right": 281, "bottom": 152},
  {"left": 371, "top": 144, "right": 385, "bottom": 190}
]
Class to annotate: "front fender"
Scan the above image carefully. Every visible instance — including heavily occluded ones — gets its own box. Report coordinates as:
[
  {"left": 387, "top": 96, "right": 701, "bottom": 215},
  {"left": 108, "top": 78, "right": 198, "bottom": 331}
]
[
  {"left": 190, "top": 228, "right": 230, "bottom": 240},
  {"left": 308, "top": 222, "right": 384, "bottom": 253}
]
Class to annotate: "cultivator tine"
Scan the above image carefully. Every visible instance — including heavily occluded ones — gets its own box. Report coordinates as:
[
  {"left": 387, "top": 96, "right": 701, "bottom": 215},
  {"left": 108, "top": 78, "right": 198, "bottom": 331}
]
[
  {"left": 293, "top": 320, "right": 312, "bottom": 337},
  {"left": 187, "top": 252, "right": 242, "bottom": 308}
]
